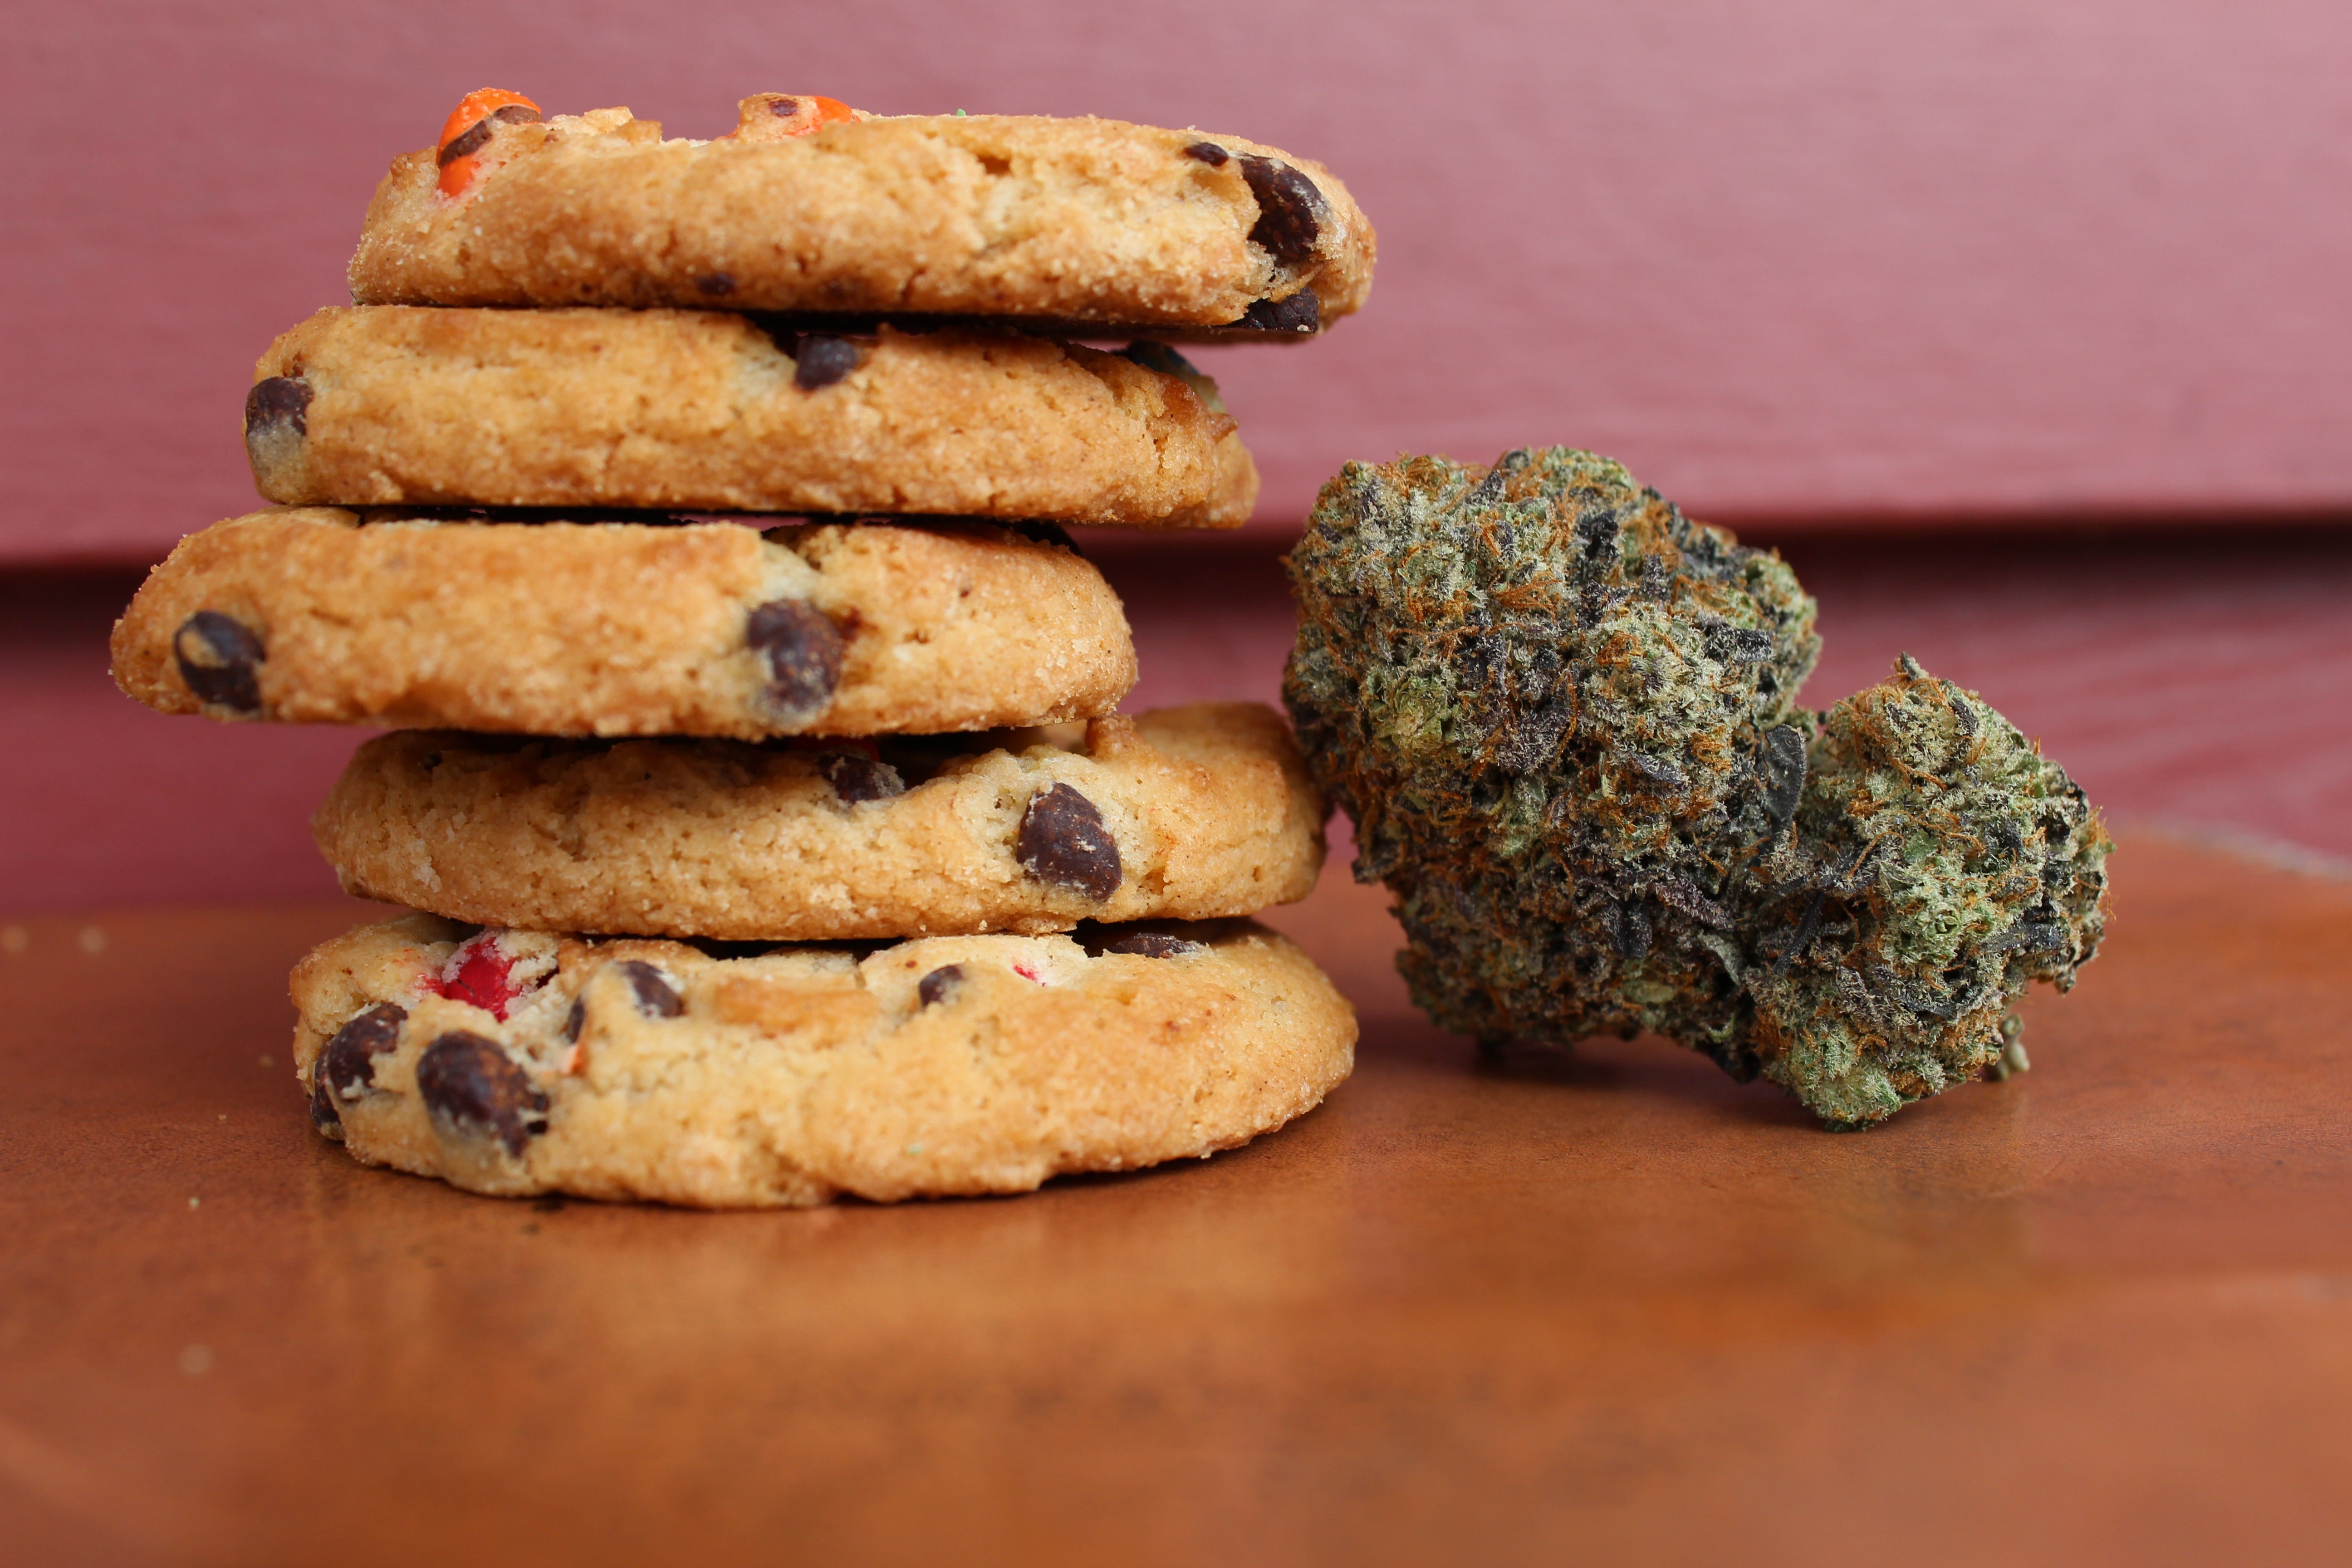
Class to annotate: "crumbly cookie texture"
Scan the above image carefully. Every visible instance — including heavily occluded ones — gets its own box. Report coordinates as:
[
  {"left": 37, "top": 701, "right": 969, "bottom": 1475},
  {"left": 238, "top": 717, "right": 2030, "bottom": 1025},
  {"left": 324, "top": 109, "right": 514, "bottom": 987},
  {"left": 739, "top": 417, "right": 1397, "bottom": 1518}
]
[
  {"left": 349, "top": 102, "right": 1374, "bottom": 331},
  {"left": 111, "top": 510, "right": 1134, "bottom": 738},
  {"left": 315, "top": 703, "right": 1326, "bottom": 940},
  {"left": 291, "top": 913, "right": 1357, "bottom": 1207},
  {"left": 247, "top": 309, "right": 1258, "bottom": 528}
]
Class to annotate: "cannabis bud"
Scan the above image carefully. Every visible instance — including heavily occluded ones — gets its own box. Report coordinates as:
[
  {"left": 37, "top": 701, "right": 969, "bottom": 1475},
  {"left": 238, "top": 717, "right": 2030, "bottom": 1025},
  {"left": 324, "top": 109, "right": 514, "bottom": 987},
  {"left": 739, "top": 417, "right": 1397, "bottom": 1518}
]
[
  {"left": 1731, "top": 654, "right": 2112, "bottom": 1125},
  {"left": 1283, "top": 447, "right": 2111, "bottom": 1127}
]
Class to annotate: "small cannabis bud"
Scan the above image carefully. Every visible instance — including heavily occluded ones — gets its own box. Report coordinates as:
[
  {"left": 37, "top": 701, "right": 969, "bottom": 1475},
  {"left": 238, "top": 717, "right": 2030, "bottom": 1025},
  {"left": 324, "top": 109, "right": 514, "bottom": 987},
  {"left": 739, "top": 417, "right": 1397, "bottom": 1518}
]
[
  {"left": 1284, "top": 448, "right": 2112, "bottom": 1127},
  {"left": 1282, "top": 447, "right": 1822, "bottom": 1051},
  {"left": 1729, "top": 655, "right": 2112, "bottom": 1125}
]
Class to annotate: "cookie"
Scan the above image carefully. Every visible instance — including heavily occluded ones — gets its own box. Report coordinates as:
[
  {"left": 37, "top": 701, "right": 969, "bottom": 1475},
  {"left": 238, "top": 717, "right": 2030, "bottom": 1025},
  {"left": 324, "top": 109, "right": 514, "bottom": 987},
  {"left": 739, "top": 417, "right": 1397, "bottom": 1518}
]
[
  {"left": 111, "top": 510, "right": 1133, "bottom": 738},
  {"left": 314, "top": 703, "right": 1326, "bottom": 940},
  {"left": 348, "top": 96, "right": 1374, "bottom": 334},
  {"left": 247, "top": 309, "right": 1258, "bottom": 527},
  {"left": 291, "top": 912, "right": 1357, "bottom": 1207}
]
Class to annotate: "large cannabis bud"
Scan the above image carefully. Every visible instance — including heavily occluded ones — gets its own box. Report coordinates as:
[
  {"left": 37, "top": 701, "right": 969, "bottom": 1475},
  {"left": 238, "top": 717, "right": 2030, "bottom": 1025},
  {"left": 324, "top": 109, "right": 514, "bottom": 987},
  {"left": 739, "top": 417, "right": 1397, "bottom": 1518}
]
[
  {"left": 1283, "top": 447, "right": 1821, "bottom": 1048},
  {"left": 1284, "top": 447, "right": 2111, "bottom": 1127},
  {"left": 1730, "top": 656, "right": 2112, "bottom": 1125}
]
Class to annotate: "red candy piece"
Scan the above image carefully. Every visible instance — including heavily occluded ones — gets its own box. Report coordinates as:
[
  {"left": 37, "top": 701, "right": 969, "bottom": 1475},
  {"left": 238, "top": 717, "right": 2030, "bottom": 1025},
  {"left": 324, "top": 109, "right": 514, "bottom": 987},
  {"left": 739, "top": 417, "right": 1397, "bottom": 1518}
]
[
  {"left": 1012, "top": 963, "right": 1044, "bottom": 984},
  {"left": 431, "top": 932, "right": 530, "bottom": 1019}
]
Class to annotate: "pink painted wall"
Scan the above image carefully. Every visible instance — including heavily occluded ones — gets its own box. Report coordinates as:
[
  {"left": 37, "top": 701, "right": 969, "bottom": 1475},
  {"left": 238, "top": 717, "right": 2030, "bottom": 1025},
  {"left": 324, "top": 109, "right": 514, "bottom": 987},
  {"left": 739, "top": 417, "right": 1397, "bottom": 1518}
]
[{"left": 7, "top": 0, "right": 2350, "bottom": 568}]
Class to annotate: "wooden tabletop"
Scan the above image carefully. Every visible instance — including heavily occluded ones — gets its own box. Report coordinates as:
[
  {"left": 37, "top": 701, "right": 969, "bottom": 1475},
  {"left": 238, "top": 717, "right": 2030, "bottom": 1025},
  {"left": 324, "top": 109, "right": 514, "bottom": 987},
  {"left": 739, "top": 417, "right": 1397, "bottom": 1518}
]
[{"left": 4, "top": 832, "right": 2348, "bottom": 1566}]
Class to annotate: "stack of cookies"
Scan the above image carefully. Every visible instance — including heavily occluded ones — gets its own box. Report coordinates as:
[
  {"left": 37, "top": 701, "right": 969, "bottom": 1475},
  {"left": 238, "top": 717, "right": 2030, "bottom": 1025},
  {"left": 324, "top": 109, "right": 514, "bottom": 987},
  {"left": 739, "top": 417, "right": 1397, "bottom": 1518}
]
[{"left": 110, "top": 89, "right": 1376, "bottom": 1208}]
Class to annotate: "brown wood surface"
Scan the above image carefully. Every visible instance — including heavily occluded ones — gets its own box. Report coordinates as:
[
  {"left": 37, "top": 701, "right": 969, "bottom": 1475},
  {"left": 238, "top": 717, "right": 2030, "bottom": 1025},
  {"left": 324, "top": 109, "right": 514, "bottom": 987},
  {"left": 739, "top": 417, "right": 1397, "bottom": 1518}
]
[{"left": 3, "top": 833, "right": 2348, "bottom": 1566}]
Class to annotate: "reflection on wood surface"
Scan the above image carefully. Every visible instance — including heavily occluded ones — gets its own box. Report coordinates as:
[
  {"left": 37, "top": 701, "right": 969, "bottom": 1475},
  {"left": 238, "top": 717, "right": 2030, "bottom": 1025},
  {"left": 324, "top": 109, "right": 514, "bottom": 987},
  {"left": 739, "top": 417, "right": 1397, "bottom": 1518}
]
[{"left": 2, "top": 834, "right": 2348, "bottom": 1563}]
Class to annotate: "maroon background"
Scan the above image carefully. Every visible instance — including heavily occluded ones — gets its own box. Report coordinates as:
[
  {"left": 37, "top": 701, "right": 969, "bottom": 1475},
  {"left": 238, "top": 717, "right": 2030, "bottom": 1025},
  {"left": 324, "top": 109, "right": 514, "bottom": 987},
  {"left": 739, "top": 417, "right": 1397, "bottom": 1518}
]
[
  {"left": 9, "top": 0, "right": 2352, "bottom": 567},
  {"left": 4, "top": 1, "right": 2349, "bottom": 916}
]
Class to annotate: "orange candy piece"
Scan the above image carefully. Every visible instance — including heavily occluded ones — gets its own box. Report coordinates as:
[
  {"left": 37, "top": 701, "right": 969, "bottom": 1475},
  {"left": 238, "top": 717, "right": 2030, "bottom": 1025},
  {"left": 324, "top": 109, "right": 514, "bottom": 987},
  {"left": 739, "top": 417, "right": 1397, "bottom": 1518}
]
[
  {"left": 436, "top": 89, "right": 543, "bottom": 199},
  {"left": 725, "top": 93, "right": 860, "bottom": 142}
]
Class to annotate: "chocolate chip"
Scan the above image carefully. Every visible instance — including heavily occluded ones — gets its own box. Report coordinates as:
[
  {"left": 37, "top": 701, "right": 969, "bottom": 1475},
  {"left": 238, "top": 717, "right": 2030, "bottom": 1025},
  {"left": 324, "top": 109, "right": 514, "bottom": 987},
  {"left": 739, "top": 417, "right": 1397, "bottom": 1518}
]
[
  {"left": 490, "top": 104, "right": 543, "bottom": 127},
  {"left": 1237, "top": 156, "right": 1325, "bottom": 267},
  {"left": 794, "top": 334, "right": 862, "bottom": 390},
  {"left": 172, "top": 611, "right": 265, "bottom": 715},
  {"left": 613, "top": 960, "right": 684, "bottom": 1018},
  {"left": 746, "top": 599, "right": 844, "bottom": 723},
  {"left": 438, "top": 117, "right": 497, "bottom": 166},
  {"left": 1098, "top": 932, "right": 1205, "bottom": 959},
  {"left": 1235, "top": 288, "right": 1320, "bottom": 334},
  {"left": 562, "top": 997, "right": 585, "bottom": 1043},
  {"left": 309, "top": 1072, "right": 342, "bottom": 1137},
  {"left": 322, "top": 1003, "right": 407, "bottom": 1102},
  {"left": 916, "top": 965, "right": 965, "bottom": 1007},
  {"left": 244, "top": 376, "right": 312, "bottom": 437},
  {"left": 1016, "top": 784, "right": 1122, "bottom": 900},
  {"left": 416, "top": 1031, "right": 549, "bottom": 1157},
  {"left": 695, "top": 272, "right": 738, "bottom": 296},
  {"left": 769, "top": 97, "right": 802, "bottom": 117},
  {"left": 820, "top": 751, "right": 905, "bottom": 804},
  {"left": 1183, "top": 141, "right": 1229, "bottom": 167}
]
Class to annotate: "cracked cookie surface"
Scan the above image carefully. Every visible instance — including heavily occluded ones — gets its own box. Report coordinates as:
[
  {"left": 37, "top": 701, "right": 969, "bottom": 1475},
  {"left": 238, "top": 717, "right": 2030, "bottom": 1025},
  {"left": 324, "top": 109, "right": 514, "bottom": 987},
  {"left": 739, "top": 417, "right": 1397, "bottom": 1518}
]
[
  {"left": 349, "top": 103, "right": 1373, "bottom": 333},
  {"left": 315, "top": 703, "right": 1325, "bottom": 940},
  {"left": 292, "top": 912, "right": 1357, "bottom": 1207},
  {"left": 246, "top": 309, "right": 1257, "bottom": 527},
  {"left": 111, "top": 510, "right": 1134, "bottom": 737}
]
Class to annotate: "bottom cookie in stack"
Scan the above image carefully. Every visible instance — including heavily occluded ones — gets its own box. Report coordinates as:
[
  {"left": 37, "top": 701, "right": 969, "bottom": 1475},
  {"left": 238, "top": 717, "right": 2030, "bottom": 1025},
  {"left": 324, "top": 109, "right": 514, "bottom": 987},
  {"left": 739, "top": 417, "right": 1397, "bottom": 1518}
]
[{"left": 293, "top": 916, "right": 1355, "bottom": 1208}]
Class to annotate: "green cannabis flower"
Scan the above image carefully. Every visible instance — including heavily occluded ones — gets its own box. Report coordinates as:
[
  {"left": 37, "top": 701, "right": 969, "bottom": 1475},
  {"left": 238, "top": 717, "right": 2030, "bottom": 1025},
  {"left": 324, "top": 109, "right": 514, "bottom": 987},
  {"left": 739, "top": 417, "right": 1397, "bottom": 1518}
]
[
  {"left": 1283, "top": 446, "right": 1821, "bottom": 1048},
  {"left": 1283, "top": 448, "right": 2111, "bottom": 1127},
  {"left": 1730, "top": 655, "right": 2112, "bottom": 1125}
]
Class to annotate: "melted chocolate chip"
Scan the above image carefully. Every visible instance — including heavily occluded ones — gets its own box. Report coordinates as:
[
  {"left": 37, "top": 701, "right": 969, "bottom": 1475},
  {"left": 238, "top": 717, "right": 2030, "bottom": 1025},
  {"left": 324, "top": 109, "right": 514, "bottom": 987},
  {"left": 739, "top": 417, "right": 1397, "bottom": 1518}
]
[
  {"left": 820, "top": 751, "right": 906, "bottom": 804},
  {"left": 916, "top": 965, "right": 965, "bottom": 1008},
  {"left": 794, "top": 334, "right": 862, "bottom": 390},
  {"left": 491, "top": 104, "right": 544, "bottom": 127},
  {"left": 1016, "top": 784, "right": 1122, "bottom": 900},
  {"left": 1183, "top": 141, "right": 1229, "bottom": 167},
  {"left": 1098, "top": 932, "right": 1205, "bottom": 959},
  {"left": 562, "top": 996, "right": 586, "bottom": 1043},
  {"left": 322, "top": 1003, "right": 407, "bottom": 1102},
  {"left": 416, "top": 1031, "right": 549, "bottom": 1157},
  {"left": 746, "top": 599, "right": 844, "bottom": 722},
  {"left": 769, "top": 97, "right": 802, "bottom": 118},
  {"left": 695, "top": 272, "right": 738, "bottom": 296},
  {"left": 173, "top": 611, "right": 265, "bottom": 715},
  {"left": 613, "top": 960, "right": 684, "bottom": 1019},
  {"left": 1235, "top": 289, "right": 1319, "bottom": 334},
  {"left": 1237, "top": 156, "right": 1325, "bottom": 267},
  {"left": 309, "top": 1071, "right": 342, "bottom": 1137},
  {"left": 244, "top": 376, "right": 312, "bottom": 437}
]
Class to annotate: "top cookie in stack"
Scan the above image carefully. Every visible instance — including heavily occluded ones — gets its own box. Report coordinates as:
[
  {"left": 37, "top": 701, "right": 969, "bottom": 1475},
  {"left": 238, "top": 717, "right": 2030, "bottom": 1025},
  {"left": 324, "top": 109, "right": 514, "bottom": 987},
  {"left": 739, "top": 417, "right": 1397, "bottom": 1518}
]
[{"left": 109, "top": 89, "right": 1374, "bottom": 1208}]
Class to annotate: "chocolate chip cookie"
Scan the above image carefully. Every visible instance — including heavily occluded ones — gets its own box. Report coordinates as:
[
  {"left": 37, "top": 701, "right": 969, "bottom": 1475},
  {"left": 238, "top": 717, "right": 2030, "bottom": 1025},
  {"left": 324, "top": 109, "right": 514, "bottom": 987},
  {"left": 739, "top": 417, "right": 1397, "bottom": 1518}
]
[
  {"left": 247, "top": 309, "right": 1258, "bottom": 527},
  {"left": 313, "top": 704, "right": 1325, "bottom": 940},
  {"left": 292, "top": 911, "right": 1357, "bottom": 1206},
  {"left": 111, "top": 510, "right": 1133, "bottom": 737},
  {"left": 349, "top": 96, "right": 1373, "bottom": 334}
]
